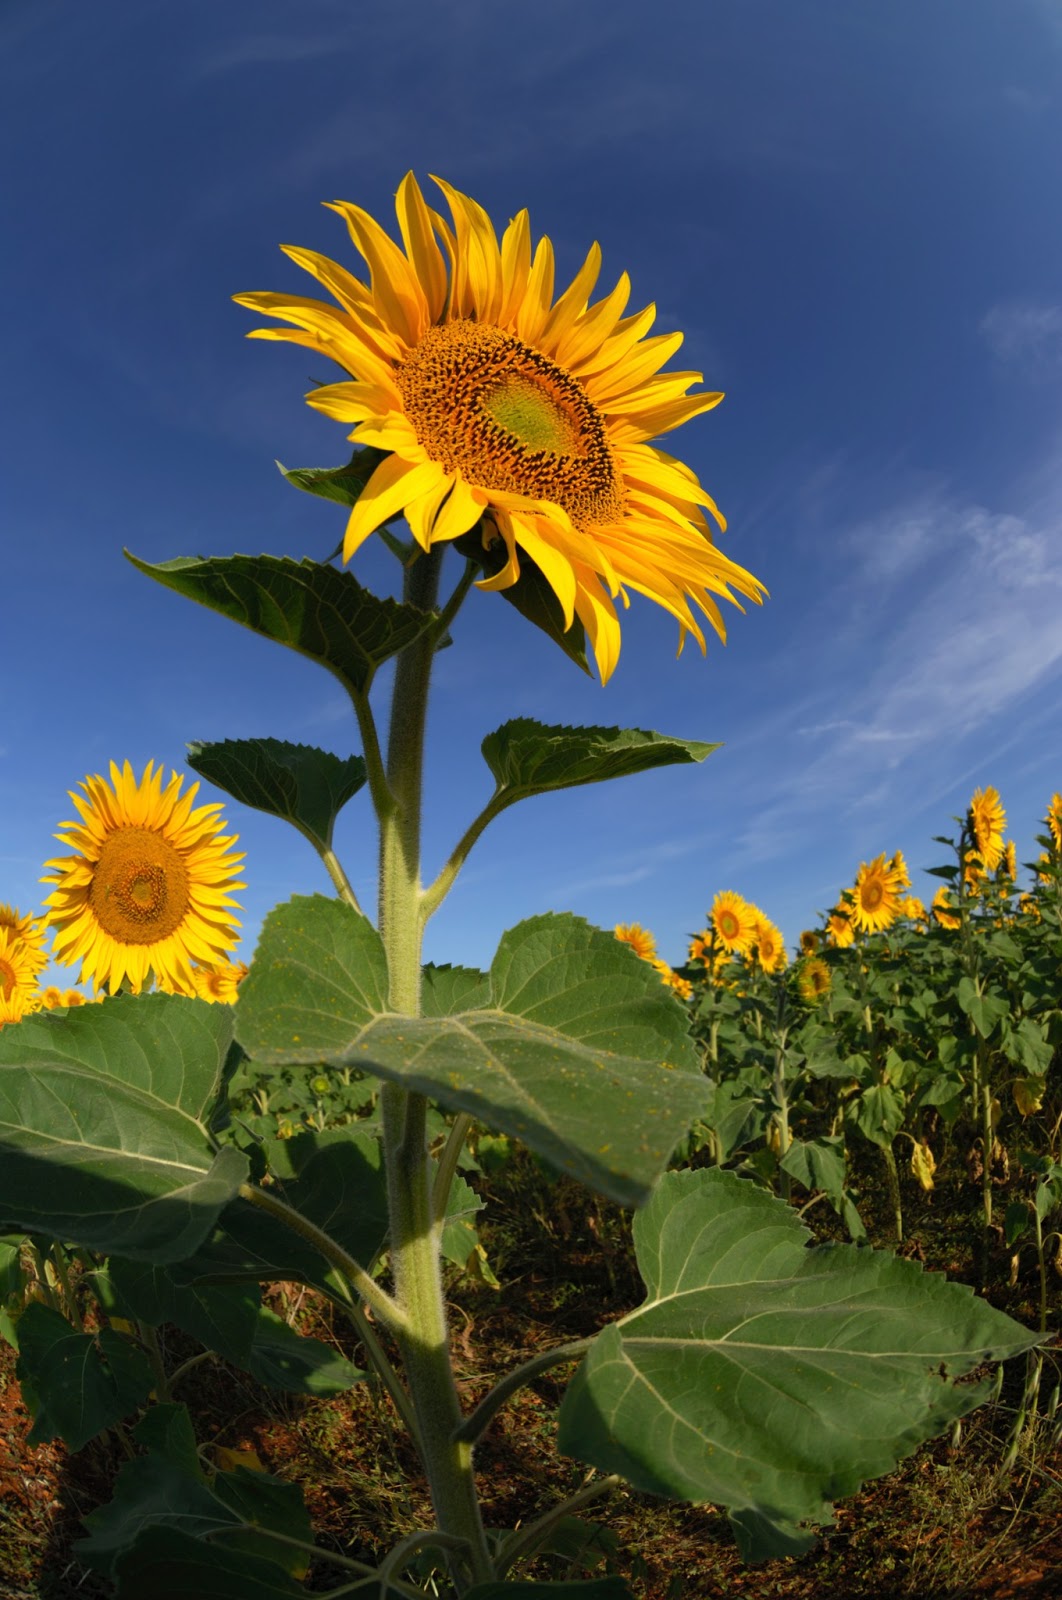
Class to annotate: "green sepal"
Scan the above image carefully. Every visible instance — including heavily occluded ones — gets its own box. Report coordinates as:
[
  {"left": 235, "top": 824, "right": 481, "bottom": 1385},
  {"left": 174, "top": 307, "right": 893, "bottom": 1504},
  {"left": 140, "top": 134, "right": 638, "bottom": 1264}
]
[
  {"left": 15, "top": 1302, "right": 155, "bottom": 1451},
  {"left": 236, "top": 898, "right": 708, "bottom": 1207},
  {"left": 481, "top": 720, "right": 718, "bottom": 801},
  {"left": 277, "top": 446, "right": 386, "bottom": 509},
  {"left": 557, "top": 1168, "right": 1037, "bottom": 1551},
  {"left": 126, "top": 552, "right": 437, "bottom": 696},
  {"left": 186, "top": 737, "right": 367, "bottom": 852}
]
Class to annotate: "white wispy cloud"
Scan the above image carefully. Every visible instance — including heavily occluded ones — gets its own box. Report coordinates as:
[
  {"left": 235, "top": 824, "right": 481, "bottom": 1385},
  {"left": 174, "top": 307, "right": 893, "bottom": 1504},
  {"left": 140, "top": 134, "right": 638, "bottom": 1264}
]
[{"left": 979, "top": 300, "right": 1062, "bottom": 371}]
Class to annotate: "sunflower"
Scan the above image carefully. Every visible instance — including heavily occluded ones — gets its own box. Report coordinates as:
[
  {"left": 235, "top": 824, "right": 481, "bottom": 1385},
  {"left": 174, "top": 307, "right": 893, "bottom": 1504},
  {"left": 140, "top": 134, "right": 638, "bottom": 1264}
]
[
  {"left": 709, "top": 890, "right": 758, "bottom": 955},
  {"left": 750, "top": 914, "right": 787, "bottom": 973},
  {"left": 850, "top": 855, "right": 902, "bottom": 934},
  {"left": 0, "top": 904, "right": 50, "bottom": 977},
  {"left": 1019, "top": 893, "right": 1041, "bottom": 922},
  {"left": 1046, "top": 793, "right": 1062, "bottom": 851},
  {"left": 192, "top": 960, "right": 249, "bottom": 1004},
  {"left": 651, "top": 958, "right": 692, "bottom": 1000},
  {"left": 236, "top": 175, "right": 766, "bottom": 683},
  {"left": 963, "top": 849, "right": 986, "bottom": 893},
  {"left": 687, "top": 931, "right": 712, "bottom": 965},
  {"left": 798, "top": 929, "right": 819, "bottom": 956},
  {"left": 889, "top": 850, "right": 911, "bottom": 890},
  {"left": 901, "top": 894, "right": 927, "bottom": 923},
  {"left": 969, "top": 785, "right": 1006, "bottom": 872},
  {"left": 1000, "top": 839, "right": 1017, "bottom": 881},
  {"left": 0, "top": 927, "right": 38, "bottom": 1015},
  {"left": 826, "top": 907, "right": 855, "bottom": 948},
  {"left": 42, "top": 760, "right": 245, "bottom": 996},
  {"left": 931, "top": 886, "right": 961, "bottom": 929},
  {"left": 614, "top": 922, "right": 657, "bottom": 964},
  {"left": 798, "top": 957, "right": 831, "bottom": 1003}
]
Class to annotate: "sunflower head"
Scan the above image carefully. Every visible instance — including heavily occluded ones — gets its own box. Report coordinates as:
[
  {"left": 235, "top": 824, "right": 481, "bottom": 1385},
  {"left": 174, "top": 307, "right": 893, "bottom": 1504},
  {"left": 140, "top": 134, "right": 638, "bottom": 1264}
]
[
  {"left": 750, "top": 914, "right": 787, "bottom": 973},
  {"left": 651, "top": 957, "right": 692, "bottom": 1000},
  {"left": 931, "top": 885, "right": 962, "bottom": 930},
  {"left": 0, "top": 904, "right": 50, "bottom": 977},
  {"left": 798, "top": 956, "right": 831, "bottom": 1003},
  {"left": 850, "top": 855, "right": 902, "bottom": 934},
  {"left": 968, "top": 785, "right": 1006, "bottom": 872},
  {"left": 0, "top": 927, "right": 39, "bottom": 1017},
  {"left": 901, "top": 894, "right": 927, "bottom": 924},
  {"left": 798, "top": 929, "right": 819, "bottom": 956},
  {"left": 999, "top": 839, "right": 1018, "bottom": 882},
  {"left": 614, "top": 922, "right": 657, "bottom": 964},
  {"left": 826, "top": 907, "right": 855, "bottom": 949},
  {"left": 42, "top": 760, "right": 245, "bottom": 996},
  {"left": 889, "top": 850, "right": 911, "bottom": 890},
  {"left": 192, "top": 960, "right": 249, "bottom": 1004},
  {"left": 236, "top": 174, "right": 766, "bottom": 682},
  {"left": 709, "top": 890, "right": 758, "bottom": 955},
  {"left": 1045, "top": 793, "right": 1062, "bottom": 852}
]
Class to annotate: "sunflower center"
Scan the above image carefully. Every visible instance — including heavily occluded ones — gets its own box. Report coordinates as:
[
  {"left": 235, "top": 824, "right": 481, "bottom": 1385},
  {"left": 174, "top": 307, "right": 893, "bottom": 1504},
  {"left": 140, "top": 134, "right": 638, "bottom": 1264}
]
[
  {"left": 396, "top": 321, "right": 623, "bottom": 522},
  {"left": 861, "top": 880, "right": 884, "bottom": 912},
  {"left": 0, "top": 956, "right": 16, "bottom": 999},
  {"left": 717, "top": 911, "right": 740, "bottom": 941},
  {"left": 89, "top": 828, "right": 191, "bottom": 945}
]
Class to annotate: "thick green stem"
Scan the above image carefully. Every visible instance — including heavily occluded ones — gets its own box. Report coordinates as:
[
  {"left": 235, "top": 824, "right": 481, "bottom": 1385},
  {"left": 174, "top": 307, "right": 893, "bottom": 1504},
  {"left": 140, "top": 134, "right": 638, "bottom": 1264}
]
[
  {"left": 881, "top": 1143, "right": 904, "bottom": 1244},
  {"left": 376, "top": 547, "right": 492, "bottom": 1589}
]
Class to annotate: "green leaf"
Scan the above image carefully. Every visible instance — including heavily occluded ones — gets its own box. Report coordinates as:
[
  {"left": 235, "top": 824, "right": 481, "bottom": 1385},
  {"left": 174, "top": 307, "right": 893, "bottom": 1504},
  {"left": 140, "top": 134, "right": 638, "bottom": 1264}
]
[
  {"left": 956, "top": 977, "right": 1009, "bottom": 1039},
  {"left": 112, "top": 1528, "right": 307, "bottom": 1599},
  {"left": 0, "top": 997, "right": 248, "bottom": 1261},
  {"left": 728, "top": 1507, "right": 819, "bottom": 1563},
  {"left": 237, "top": 898, "right": 708, "bottom": 1207},
  {"left": 15, "top": 1303, "right": 155, "bottom": 1451},
  {"left": 455, "top": 528, "right": 592, "bottom": 675},
  {"left": 848, "top": 1083, "right": 906, "bottom": 1148},
  {"left": 557, "top": 1168, "right": 1036, "bottom": 1547},
  {"left": 278, "top": 447, "right": 386, "bottom": 509},
  {"left": 422, "top": 962, "right": 491, "bottom": 1016},
  {"left": 126, "top": 552, "right": 437, "bottom": 697},
  {"left": 83, "top": 1457, "right": 312, "bottom": 1587},
  {"left": 481, "top": 720, "right": 718, "bottom": 803},
  {"left": 105, "top": 1259, "right": 261, "bottom": 1363},
  {"left": 0, "top": 1235, "right": 24, "bottom": 1349},
  {"left": 131, "top": 1402, "right": 202, "bottom": 1478},
  {"left": 779, "top": 1136, "right": 847, "bottom": 1200},
  {"left": 243, "top": 1305, "right": 365, "bottom": 1396},
  {"left": 439, "top": 1171, "right": 486, "bottom": 1272},
  {"left": 186, "top": 737, "right": 367, "bottom": 853}
]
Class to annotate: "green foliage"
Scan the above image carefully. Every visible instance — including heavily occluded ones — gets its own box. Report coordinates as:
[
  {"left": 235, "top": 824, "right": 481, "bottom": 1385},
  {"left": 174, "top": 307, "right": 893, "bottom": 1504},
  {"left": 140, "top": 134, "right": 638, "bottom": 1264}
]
[
  {"left": 15, "top": 1302, "right": 155, "bottom": 1450},
  {"left": 127, "top": 552, "right": 437, "bottom": 696},
  {"left": 558, "top": 1169, "right": 1038, "bottom": 1557},
  {"left": 480, "top": 721, "right": 718, "bottom": 801},
  {"left": 0, "top": 997, "right": 247, "bottom": 1260},
  {"left": 187, "top": 737, "right": 367, "bottom": 853},
  {"left": 236, "top": 898, "right": 708, "bottom": 1206}
]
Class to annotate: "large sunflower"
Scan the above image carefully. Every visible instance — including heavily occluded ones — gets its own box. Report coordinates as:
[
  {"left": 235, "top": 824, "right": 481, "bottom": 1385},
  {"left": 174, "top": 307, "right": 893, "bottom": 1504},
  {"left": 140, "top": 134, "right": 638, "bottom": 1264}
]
[
  {"left": 0, "top": 927, "right": 38, "bottom": 1023},
  {"left": 850, "top": 855, "right": 902, "bottom": 934},
  {"left": 236, "top": 174, "right": 766, "bottom": 682},
  {"left": 969, "top": 785, "right": 1006, "bottom": 872},
  {"left": 709, "top": 890, "right": 758, "bottom": 955},
  {"left": 42, "top": 760, "right": 245, "bottom": 996}
]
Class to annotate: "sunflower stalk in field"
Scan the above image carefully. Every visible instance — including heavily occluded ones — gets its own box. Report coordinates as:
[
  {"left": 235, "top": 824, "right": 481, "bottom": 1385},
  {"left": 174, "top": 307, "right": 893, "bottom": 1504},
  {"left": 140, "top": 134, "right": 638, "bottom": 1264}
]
[{"left": 0, "top": 175, "right": 1044, "bottom": 1597}]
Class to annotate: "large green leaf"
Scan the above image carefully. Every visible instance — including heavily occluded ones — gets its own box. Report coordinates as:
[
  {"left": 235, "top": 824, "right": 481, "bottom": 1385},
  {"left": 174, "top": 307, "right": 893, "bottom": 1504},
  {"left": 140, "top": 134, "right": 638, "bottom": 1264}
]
[
  {"left": 557, "top": 1168, "right": 1038, "bottom": 1552},
  {"left": 481, "top": 720, "right": 717, "bottom": 802},
  {"left": 186, "top": 737, "right": 367, "bottom": 852},
  {"left": 243, "top": 1304, "right": 365, "bottom": 1395},
  {"left": 127, "top": 552, "right": 436, "bottom": 696},
  {"left": 15, "top": 1303, "right": 155, "bottom": 1451},
  {"left": 105, "top": 1258, "right": 262, "bottom": 1362},
  {"left": 237, "top": 898, "right": 707, "bottom": 1207},
  {"left": 112, "top": 1530, "right": 307, "bottom": 1600},
  {"left": 80, "top": 1427, "right": 312, "bottom": 1584},
  {"left": 0, "top": 997, "right": 247, "bottom": 1261}
]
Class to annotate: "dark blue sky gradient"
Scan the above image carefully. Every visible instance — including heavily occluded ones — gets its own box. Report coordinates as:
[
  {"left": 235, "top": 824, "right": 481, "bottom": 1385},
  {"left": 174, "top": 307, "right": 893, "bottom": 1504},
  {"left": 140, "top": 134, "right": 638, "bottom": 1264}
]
[{"left": 4, "top": 0, "right": 1062, "bottom": 976}]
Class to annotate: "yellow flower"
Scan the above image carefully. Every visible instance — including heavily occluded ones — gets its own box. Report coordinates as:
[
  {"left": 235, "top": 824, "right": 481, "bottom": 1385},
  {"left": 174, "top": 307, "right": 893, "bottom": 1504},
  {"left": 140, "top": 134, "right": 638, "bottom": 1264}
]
[
  {"left": 826, "top": 908, "right": 855, "bottom": 948},
  {"left": 61, "top": 990, "right": 87, "bottom": 1007},
  {"left": 192, "top": 960, "right": 249, "bottom": 1004},
  {"left": 931, "top": 885, "right": 961, "bottom": 929},
  {"left": 1046, "top": 793, "right": 1062, "bottom": 851},
  {"left": 1000, "top": 839, "right": 1017, "bottom": 881},
  {"left": 42, "top": 760, "right": 245, "bottom": 996},
  {"left": 889, "top": 850, "right": 911, "bottom": 890},
  {"left": 750, "top": 915, "right": 787, "bottom": 973},
  {"left": 614, "top": 922, "right": 657, "bottom": 964},
  {"left": 969, "top": 785, "right": 1006, "bottom": 872},
  {"left": 901, "top": 894, "right": 927, "bottom": 923},
  {"left": 0, "top": 927, "right": 38, "bottom": 1019},
  {"left": 798, "top": 929, "right": 819, "bottom": 956},
  {"left": 1019, "top": 893, "right": 1040, "bottom": 921},
  {"left": 850, "top": 855, "right": 902, "bottom": 934},
  {"left": 710, "top": 890, "right": 758, "bottom": 954},
  {"left": 963, "top": 849, "right": 986, "bottom": 893},
  {"left": 0, "top": 904, "right": 50, "bottom": 978},
  {"left": 38, "top": 985, "right": 65, "bottom": 1009},
  {"left": 649, "top": 958, "right": 692, "bottom": 1000},
  {"left": 798, "top": 957, "right": 831, "bottom": 1002},
  {"left": 236, "top": 174, "right": 766, "bottom": 683}
]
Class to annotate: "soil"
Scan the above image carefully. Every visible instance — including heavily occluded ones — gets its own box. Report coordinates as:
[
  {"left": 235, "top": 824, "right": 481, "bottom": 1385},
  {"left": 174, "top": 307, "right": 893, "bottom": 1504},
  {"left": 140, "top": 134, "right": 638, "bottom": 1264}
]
[{"left": 2, "top": 1147, "right": 1061, "bottom": 1600}]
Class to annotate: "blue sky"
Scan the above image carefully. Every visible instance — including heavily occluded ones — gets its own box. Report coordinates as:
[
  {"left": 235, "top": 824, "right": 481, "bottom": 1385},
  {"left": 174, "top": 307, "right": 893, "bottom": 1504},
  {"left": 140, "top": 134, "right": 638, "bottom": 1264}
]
[{"left": 3, "top": 0, "right": 1062, "bottom": 981}]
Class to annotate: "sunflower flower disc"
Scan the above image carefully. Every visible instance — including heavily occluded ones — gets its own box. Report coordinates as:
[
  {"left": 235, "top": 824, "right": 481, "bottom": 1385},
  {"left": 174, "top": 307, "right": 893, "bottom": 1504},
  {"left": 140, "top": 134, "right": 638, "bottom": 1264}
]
[
  {"left": 850, "top": 854, "right": 902, "bottom": 934},
  {"left": 236, "top": 173, "right": 766, "bottom": 681},
  {"left": 41, "top": 760, "right": 245, "bottom": 996}
]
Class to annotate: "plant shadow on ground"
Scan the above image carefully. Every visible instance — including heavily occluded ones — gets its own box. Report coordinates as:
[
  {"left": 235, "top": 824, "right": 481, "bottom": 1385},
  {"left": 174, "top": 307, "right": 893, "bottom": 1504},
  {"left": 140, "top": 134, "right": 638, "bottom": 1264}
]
[{"left": 1, "top": 1141, "right": 1061, "bottom": 1600}]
